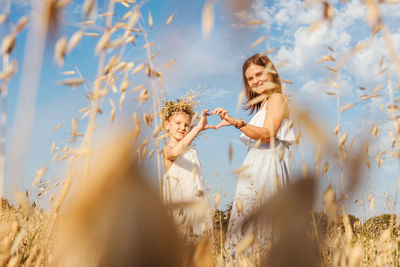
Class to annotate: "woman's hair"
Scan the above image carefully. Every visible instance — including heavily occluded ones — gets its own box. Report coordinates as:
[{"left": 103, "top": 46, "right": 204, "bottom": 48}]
[
  {"left": 242, "top": 53, "right": 282, "bottom": 114},
  {"left": 161, "top": 100, "right": 194, "bottom": 126}
]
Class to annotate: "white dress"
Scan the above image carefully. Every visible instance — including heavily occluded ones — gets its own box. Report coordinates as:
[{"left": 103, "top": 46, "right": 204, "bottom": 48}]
[
  {"left": 163, "top": 148, "right": 208, "bottom": 238},
  {"left": 227, "top": 100, "right": 296, "bottom": 249}
]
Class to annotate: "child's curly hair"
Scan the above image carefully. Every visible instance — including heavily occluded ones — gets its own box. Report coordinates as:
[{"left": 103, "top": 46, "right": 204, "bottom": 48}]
[{"left": 161, "top": 100, "right": 194, "bottom": 126}]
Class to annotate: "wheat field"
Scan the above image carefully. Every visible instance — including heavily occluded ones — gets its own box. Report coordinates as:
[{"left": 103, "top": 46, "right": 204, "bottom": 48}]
[{"left": 1, "top": 0, "right": 400, "bottom": 266}]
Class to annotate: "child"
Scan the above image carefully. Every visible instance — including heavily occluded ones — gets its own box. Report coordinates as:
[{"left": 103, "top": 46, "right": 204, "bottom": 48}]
[{"left": 161, "top": 100, "right": 214, "bottom": 240}]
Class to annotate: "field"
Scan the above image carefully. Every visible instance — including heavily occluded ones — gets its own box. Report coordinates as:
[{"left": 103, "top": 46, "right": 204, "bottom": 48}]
[
  {"left": 1, "top": 163, "right": 400, "bottom": 266},
  {"left": 1, "top": 0, "right": 400, "bottom": 266}
]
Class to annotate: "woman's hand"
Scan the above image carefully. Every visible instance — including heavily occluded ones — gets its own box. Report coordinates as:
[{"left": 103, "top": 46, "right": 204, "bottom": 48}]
[
  {"left": 197, "top": 109, "right": 216, "bottom": 130},
  {"left": 211, "top": 107, "right": 233, "bottom": 129}
]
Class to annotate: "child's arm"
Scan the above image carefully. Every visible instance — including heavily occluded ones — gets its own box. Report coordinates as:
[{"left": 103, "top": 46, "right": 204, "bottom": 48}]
[{"left": 165, "top": 109, "right": 213, "bottom": 161}]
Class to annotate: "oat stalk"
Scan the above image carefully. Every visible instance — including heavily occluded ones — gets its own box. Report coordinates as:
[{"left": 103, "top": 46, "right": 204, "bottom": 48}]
[{"left": 0, "top": 0, "right": 10, "bottom": 198}]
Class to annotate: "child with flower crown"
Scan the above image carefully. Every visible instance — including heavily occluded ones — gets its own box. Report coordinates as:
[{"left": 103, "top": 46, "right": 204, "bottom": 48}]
[{"left": 161, "top": 99, "right": 214, "bottom": 240}]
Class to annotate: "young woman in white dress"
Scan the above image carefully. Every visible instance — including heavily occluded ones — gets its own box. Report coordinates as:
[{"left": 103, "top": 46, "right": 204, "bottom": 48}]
[
  {"left": 212, "top": 54, "right": 296, "bottom": 251},
  {"left": 161, "top": 100, "right": 214, "bottom": 241}
]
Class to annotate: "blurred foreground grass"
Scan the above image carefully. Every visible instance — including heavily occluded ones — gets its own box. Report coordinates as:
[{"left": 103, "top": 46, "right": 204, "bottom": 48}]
[{"left": 1, "top": 168, "right": 400, "bottom": 266}]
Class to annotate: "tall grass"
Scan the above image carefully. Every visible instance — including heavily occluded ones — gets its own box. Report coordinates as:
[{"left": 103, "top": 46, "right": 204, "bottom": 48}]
[{"left": 0, "top": 0, "right": 399, "bottom": 266}]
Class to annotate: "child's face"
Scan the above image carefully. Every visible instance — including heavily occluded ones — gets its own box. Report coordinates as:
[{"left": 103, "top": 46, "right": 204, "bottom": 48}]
[{"left": 166, "top": 112, "right": 192, "bottom": 141}]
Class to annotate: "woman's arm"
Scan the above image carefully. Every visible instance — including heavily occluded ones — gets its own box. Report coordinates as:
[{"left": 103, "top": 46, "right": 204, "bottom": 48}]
[
  {"left": 244, "top": 93, "right": 285, "bottom": 143},
  {"left": 213, "top": 93, "right": 286, "bottom": 143}
]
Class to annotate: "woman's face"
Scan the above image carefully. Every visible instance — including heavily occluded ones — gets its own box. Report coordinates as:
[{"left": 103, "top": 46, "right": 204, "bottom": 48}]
[
  {"left": 245, "top": 63, "right": 273, "bottom": 94},
  {"left": 165, "top": 112, "right": 192, "bottom": 141}
]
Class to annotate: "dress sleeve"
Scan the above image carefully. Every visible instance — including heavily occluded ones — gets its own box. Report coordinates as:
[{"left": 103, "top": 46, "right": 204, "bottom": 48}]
[
  {"left": 276, "top": 119, "right": 296, "bottom": 145},
  {"left": 240, "top": 132, "right": 257, "bottom": 147},
  {"left": 240, "top": 120, "right": 296, "bottom": 147},
  {"left": 239, "top": 100, "right": 296, "bottom": 147}
]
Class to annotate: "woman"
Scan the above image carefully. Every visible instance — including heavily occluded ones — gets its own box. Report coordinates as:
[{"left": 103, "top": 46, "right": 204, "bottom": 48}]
[{"left": 211, "top": 53, "right": 296, "bottom": 251}]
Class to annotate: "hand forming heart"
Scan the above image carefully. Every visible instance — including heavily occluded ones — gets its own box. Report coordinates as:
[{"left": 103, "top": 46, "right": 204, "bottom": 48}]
[
  {"left": 198, "top": 108, "right": 235, "bottom": 130},
  {"left": 211, "top": 107, "right": 233, "bottom": 130},
  {"left": 198, "top": 109, "right": 216, "bottom": 130},
  {"left": 198, "top": 109, "right": 229, "bottom": 130}
]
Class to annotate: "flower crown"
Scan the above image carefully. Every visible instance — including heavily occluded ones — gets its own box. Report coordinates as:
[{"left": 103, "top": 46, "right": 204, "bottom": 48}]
[{"left": 161, "top": 100, "right": 194, "bottom": 125}]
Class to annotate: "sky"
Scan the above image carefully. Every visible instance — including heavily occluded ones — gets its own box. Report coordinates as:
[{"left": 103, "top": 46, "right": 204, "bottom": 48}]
[{"left": 2, "top": 0, "right": 400, "bottom": 219}]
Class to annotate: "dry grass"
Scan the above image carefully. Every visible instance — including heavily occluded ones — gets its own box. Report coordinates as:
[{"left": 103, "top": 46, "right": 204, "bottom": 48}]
[{"left": 0, "top": 0, "right": 400, "bottom": 266}]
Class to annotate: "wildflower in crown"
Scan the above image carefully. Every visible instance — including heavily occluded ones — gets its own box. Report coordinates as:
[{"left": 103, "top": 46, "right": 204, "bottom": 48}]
[{"left": 161, "top": 99, "right": 195, "bottom": 127}]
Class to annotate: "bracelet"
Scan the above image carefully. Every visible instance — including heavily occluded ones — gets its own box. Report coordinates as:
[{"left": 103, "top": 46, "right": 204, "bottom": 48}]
[{"left": 235, "top": 119, "right": 247, "bottom": 129}]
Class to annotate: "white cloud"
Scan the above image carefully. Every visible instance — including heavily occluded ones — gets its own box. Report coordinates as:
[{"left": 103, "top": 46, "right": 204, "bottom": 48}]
[
  {"left": 274, "top": 22, "right": 352, "bottom": 76},
  {"left": 360, "top": 119, "right": 394, "bottom": 157},
  {"left": 336, "top": 0, "right": 366, "bottom": 29},
  {"left": 346, "top": 29, "right": 400, "bottom": 87},
  {"left": 381, "top": 3, "right": 400, "bottom": 18},
  {"left": 155, "top": 24, "right": 244, "bottom": 93},
  {"left": 347, "top": 39, "right": 386, "bottom": 86},
  {"left": 206, "top": 87, "right": 230, "bottom": 99},
  {"left": 10, "top": 0, "right": 32, "bottom": 7},
  {"left": 251, "top": 0, "right": 273, "bottom": 27},
  {"left": 234, "top": 9, "right": 254, "bottom": 24},
  {"left": 295, "top": 72, "right": 354, "bottom": 103},
  {"left": 273, "top": 1, "right": 321, "bottom": 27},
  {"left": 61, "top": 1, "right": 84, "bottom": 27},
  {"left": 246, "top": 0, "right": 399, "bottom": 102},
  {"left": 253, "top": 1, "right": 357, "bottom": 78},
  {"left": 300, "top": 79, "right": 321, "bottom": 95}
]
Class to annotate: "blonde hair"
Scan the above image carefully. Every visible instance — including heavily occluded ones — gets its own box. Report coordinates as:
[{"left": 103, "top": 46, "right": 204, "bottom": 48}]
[{"left": 161, "top": 100, "right": 194, "bottom": 126}]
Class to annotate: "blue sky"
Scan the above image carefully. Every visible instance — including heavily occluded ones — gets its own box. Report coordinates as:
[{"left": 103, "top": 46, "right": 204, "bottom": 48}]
[{"left": 2, "top": 0, "right": 400, "bottom": 218}]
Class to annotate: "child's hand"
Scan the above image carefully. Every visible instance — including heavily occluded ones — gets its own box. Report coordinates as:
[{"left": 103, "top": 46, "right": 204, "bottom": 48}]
[
  {"left": 211, "top": 107, "right": 232, "bottom": 129},
  {"left": 197, "top": 109, "right": 216, "bottom": 130}
]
